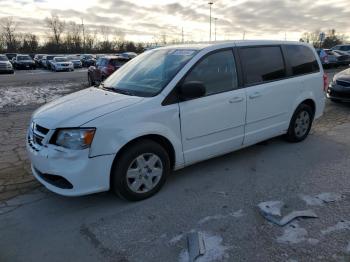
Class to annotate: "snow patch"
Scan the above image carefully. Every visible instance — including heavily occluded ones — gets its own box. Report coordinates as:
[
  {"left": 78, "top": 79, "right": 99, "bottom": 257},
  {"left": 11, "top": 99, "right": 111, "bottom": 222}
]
[
  {"left": 321, "top": 220, "right": 350, "bottom": 235},
  {"left": 179, "top": 232, "right": 229, "bottom": 262},
  {"left": 0, "top": 83, "right": 80, "bottom": 108},
  {"left": 300, "top": 192, "right": 344, "bottom": 206},
  {"left": 277, "top": 222, "right": 308, "bottom": 244}
]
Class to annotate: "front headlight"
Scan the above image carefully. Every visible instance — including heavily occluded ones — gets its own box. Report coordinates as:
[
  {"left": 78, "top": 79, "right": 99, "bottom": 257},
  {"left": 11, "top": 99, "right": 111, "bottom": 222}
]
[{"left": 54, "top": 128, "right": 96, "bottom": 150}]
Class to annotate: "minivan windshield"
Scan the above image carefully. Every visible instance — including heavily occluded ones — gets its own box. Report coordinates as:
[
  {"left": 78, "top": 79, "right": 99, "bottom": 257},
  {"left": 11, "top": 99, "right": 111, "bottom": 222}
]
[
  {"left": 0, "top": 56, "right": 8, "bottom": 61},
  {"left": 103, "top": 49, "right": 198, "bottom": 97}
]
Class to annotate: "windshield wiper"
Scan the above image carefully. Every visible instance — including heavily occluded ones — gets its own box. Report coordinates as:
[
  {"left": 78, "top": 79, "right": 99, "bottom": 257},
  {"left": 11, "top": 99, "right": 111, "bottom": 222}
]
[{"left": 99, "top": 83, "right": 135, "bottom": 96}]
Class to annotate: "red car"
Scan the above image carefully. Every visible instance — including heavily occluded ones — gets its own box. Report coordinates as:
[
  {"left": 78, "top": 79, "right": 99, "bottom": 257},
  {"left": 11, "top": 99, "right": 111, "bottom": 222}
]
[{"left": 88, "top": 56, "right": 129, "bottom": 86}]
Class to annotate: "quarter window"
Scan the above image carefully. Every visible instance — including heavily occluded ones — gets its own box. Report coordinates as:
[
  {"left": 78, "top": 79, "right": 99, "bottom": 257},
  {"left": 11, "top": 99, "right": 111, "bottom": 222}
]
[
  {"left": 183, "top": 50, "right": 238, "bottom": 96},
  {"left": 284, "top": 45, "right": 319, "bottom": 76},
  {"left": 239, "top": 46, "right": 286, "bottom": 85}
]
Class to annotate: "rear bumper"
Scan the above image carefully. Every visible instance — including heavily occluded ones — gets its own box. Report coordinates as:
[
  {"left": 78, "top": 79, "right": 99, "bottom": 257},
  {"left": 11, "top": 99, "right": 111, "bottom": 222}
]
[{"left": 26, "top": 141, "right": 115, "bottom": 196}]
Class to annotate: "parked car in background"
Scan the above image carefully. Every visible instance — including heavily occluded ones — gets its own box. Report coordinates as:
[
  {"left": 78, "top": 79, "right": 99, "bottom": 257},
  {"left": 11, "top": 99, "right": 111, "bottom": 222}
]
[
  {"left": 316, "top": 48, "right": 329, "bottom": 68},
  {"left": 0, "top": 54, "right": 14, "bottom": 74},
  {"left": 80, "top": 54, "right": 96, "bottom": 67},
  {"left": 12, "top": 55, "right": 36, "bottom": 70},
  {"left": 331, "top": 44, "right": 350, "bottom": 55},
  {"left": 327, "top": 68, "right": 350, "bottom": 102},
  {"left": 27, "top": 41, "right": 325, "bottom": 200},
  {"left": 87, "top": 56, "right": 129, "bottom": 86},
  {"left": 43, "top": 55, "right": 56, "bottom": 70},
  {"left": 34, "top": 54, "right": 46, "bottom": 67},
  {"left": 121, "top": 52, "right": 137, "bottom": 59},
  {"left": 332, "top": 50, "right": 350, "bottom": 66},
  {"left": 5, "top": 53, "right": 17, "bottom": 62},
  {"left": 50, "top": 57, "right": 74, "bottom": 72},
  {"left": 67, "top": 55, "right": 82, "bottom": 68}
]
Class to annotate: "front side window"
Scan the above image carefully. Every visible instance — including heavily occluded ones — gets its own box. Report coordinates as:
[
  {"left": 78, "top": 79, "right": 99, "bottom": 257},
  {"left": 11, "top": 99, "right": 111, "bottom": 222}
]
[
  {"left": 239, "top": 46, "right": 286, "bottom": 85},
  {"left": 183, "top": 50, "right": 238, "bottom": 96},
  {"left": 103, "top": 49, "right": 197, "bottom": 97},
  {"left": 284, "top": 45, "right": 319, "bottom": 76}
]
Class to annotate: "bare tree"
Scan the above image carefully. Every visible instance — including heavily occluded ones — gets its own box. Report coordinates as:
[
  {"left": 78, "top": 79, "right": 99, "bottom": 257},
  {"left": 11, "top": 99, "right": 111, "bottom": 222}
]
[
  {"left": 0, "top": 17, "right": 19, "bottom": 52},
  {"left": 45, "top": 14, "right": 65, "bottom": 45}
]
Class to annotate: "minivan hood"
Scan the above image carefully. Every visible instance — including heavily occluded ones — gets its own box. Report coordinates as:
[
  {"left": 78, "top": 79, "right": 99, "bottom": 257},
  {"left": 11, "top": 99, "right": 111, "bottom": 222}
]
[{"left": 32, "top": 87, "right": 144, "bottom": 129}]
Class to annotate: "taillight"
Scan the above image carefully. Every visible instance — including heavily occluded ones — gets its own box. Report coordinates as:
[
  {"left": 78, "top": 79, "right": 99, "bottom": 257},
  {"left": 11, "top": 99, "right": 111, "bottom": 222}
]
[{"left": 323, "top": 73, "right": 328, "bottom": 92}]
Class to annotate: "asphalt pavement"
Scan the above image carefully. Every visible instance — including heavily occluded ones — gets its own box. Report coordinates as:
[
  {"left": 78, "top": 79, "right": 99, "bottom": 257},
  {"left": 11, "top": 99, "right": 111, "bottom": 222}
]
[{"left": 0, "top": 67, "right": 350, "bottom": 262}]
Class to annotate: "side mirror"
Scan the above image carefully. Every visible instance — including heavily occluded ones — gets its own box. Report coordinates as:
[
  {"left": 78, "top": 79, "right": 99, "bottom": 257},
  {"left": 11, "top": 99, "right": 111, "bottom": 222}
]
[{"left": 178, "top": 81, "right": 206, "bottom": 100}]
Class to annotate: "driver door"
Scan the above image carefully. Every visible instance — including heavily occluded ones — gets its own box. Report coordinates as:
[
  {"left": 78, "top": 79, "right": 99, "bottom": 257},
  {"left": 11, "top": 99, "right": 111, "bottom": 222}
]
[{"left": 179, "top": 49, "right": 246, "bottom": 165}]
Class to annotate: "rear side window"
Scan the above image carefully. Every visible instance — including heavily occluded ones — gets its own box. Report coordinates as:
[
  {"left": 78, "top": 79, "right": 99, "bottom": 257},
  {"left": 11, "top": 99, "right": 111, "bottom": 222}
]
[
  {"left": 239, "top": 46, "right": 286, "bottom": 85},
  {"left": 184, "top": 50, "right": 238, "bottom": 96},
  {"left": 284, "top": 45, "right": 319, "bottom": 76}
]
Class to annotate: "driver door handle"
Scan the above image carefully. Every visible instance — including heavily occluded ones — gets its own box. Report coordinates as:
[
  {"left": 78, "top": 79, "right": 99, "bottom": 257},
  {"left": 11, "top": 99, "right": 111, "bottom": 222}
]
[{"left": 229, "top": 97, "right": 244, "bottom": 103}]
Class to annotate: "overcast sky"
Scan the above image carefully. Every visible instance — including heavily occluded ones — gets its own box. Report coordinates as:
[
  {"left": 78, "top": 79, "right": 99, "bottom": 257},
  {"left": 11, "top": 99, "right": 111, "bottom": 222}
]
[{"left": 0, "top": 0, "right": 349, "bottom": 42}]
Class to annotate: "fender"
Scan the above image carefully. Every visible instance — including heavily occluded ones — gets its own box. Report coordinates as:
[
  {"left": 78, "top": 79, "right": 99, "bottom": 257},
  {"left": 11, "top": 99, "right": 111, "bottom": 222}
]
[{"left": 85, "top": 101, "right": 185, "bottom": 170}]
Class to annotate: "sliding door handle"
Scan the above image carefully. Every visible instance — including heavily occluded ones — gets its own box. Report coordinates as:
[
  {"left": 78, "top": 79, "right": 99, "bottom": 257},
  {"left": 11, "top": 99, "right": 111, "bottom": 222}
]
[
  {"left": 249, "top": 92, "right": 262, "bottom": 99},
  {"left": 229, "top": 97, "right": 244, "bottom": 103}
]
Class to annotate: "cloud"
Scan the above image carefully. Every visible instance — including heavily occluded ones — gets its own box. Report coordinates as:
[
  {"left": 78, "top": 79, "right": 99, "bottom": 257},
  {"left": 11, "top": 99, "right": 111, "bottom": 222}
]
[{"left": 0, "top": 0, "right": 349, "bottom": 42}]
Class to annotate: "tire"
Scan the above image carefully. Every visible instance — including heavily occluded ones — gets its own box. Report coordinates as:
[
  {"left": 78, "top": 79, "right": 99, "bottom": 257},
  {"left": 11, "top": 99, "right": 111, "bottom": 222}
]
[
  {"left": 285, "top": 103, "right": 314, "bottom": 143},
  {"left": 111, "top": 139, "right": 170, "bottom": 201},
  {"left": 88, "top": 73, "right": 95, "bottom": 86}
]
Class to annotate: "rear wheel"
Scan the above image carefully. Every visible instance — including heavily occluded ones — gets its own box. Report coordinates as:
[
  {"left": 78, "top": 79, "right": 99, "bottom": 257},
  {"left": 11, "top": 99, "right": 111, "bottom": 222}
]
[
  {"left": 285, "top": 103, "right": 314, "bottom": 143},
  {"left": 111, "top": 139, "right": 170, "bottom": 201}
]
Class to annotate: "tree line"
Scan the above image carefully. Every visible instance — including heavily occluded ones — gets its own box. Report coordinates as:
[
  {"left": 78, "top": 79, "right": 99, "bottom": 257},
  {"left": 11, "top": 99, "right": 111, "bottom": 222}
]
[
  {"left": 299, "top": 29, "right": 347, "bottom": 49},
  {"left": 0, "top": 16, "right": 149, "bottom": 54}
]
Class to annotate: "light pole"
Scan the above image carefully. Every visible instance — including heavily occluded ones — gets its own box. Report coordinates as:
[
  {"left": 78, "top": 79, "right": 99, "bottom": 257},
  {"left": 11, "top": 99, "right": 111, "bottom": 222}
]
[
  {"left": 208, "top": 2, "right": 213, "bottom": 41},
  {"left": 214, "top": 18, "right": 218, "bottom": 41}
]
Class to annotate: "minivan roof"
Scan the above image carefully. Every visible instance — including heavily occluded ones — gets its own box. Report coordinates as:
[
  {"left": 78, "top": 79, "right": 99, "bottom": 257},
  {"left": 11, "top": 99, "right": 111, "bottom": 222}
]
[{"left": 157, "top": 40, "right": 311, "bottom": 51}]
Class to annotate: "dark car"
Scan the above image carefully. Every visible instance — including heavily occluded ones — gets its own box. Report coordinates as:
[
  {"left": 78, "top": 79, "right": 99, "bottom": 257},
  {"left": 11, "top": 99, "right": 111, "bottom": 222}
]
[
  {"left": 0, "top": 54, "right": 14, "bottom": 74},
  {"left": 5, "top": 53, "right": 17, "bottom": 62},
  {"left": 87, "top": 56, "right": 129, "bottom": 86},
  {"left": 327, "top": 68, "right": 350, "bottom": 102},
  {"left": 34, "top": 54, "right": 46, "bottom": 67},
  {"left": 324, "top": 49, "right": 350, "bottom": 67},
  {"left": 80, "top": 54, "right": 96, "bottom": 67},
  {"left": 12, "top": 55, "right": 36, "bottom": 70}
]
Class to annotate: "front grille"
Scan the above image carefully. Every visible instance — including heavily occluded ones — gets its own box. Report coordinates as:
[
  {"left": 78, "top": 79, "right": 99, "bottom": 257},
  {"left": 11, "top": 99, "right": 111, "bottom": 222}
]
[
  {"left": 0, "top": 64, "right": 7, "bottom": 69},
  {"left": 35, "top": 124, "right": 49, "bottom": 135},
  {"left": 336, "top": 80, "right": 350, "bottom": 87},
  {"left": 28, "top": 122, "right": 50, "bottom": 151},
  {"left": 329, "top": 89, "right": 350, "bottom": 99}
]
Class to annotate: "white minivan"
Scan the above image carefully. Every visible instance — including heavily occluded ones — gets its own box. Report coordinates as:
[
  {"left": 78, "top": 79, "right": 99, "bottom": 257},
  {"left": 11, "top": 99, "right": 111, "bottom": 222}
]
[{"left": 27, "top": 41, "right": 326, "bottom": 201}]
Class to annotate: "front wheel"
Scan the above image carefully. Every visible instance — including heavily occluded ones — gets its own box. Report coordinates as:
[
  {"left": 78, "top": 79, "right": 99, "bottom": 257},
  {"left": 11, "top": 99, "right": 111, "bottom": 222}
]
[
  {"left": 111, "top": 139, "right": 170, "bottom": 201},
  {"left": 285, "top": 104, "right": 314, "bottom": 143}
]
